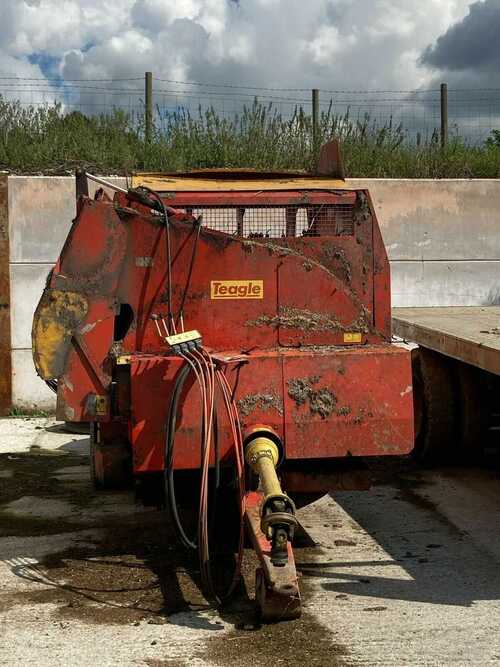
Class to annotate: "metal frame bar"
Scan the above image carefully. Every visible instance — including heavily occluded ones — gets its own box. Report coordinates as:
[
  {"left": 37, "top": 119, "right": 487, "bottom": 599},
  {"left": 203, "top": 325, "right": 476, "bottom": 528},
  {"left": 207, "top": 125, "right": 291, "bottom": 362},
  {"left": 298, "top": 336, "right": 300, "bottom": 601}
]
[
  {"left": 245, "top": 490, "right": 301, "bottom": 621},
  {"left": 0, "top": 173, "right": 11, "bottom": 415},
  {"left": 158, "top": 190, "right": 356, "bottom": 207}
]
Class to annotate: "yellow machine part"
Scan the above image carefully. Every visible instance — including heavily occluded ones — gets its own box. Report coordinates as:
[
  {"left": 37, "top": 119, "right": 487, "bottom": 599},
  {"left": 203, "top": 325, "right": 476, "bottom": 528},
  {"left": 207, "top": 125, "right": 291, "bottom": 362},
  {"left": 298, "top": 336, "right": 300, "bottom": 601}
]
[
  {"left": 245, "top": 435, "right": 282, "bottom": 499},
  {"left": 131, "top": 174, "right": 348, "bottom": 193},
  {"left": 32, "top": 289, "right": 88, "bottom": 379}
]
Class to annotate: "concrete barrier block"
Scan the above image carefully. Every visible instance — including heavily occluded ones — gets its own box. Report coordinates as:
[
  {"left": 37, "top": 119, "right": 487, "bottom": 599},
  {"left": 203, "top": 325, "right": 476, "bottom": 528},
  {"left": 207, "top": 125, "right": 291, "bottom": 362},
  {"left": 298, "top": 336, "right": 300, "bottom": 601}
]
[
  {"left": 9, "top": 177, "right": 75, "bottom": 263},
  {"left": 349, "top": 179, "right": 500, "bottom": 262},
  {"left": 10, "top": 263, "right": 52, "bottom": 350},
  {"left": 391, "top": 260, "right": 500, "bottom": 307},
  {"left": 9, "top": 176, "right": 128, "bottom": 264},
  {"left": 12, "top": 349, "right": 56, "bottom": 411}
]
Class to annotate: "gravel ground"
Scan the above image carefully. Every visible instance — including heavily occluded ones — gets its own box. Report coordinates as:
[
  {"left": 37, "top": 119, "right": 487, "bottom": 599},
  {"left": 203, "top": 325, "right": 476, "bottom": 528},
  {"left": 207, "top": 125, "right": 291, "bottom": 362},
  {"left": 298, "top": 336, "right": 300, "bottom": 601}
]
[{"left": 1, "top": 418, "right": 500, "bottom": 666}]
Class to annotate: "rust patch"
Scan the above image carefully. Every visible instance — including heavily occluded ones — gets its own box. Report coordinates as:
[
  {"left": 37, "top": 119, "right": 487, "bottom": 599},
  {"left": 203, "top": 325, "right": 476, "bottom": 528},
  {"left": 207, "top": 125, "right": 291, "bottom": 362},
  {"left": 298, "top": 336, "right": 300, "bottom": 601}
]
[
  {"left": 354, "top": 191, "right": 372, "bottom": 223},
  {"left": 237, "top": 392, "right": 284, "bottom": 417},
  {"left": 321, "top": 244, "right": 352, "bottom": 284},
  {"left": 199, "top": 226, "right": 234, "bottom": 252},
  {"left": 32, "top": 289, "right": 89, "bottom": 380},
  {"left": 50, "top": 202, "right": 129, "bottom": 300},
  {"left": 353, "top": 408, "right": 373, "bottom": 425},
  {"left": 287, "top": 376, "right": 337, "bottom": 419},
  {"left": 247, "top": 305, "right": 371, "bottom": 333}
]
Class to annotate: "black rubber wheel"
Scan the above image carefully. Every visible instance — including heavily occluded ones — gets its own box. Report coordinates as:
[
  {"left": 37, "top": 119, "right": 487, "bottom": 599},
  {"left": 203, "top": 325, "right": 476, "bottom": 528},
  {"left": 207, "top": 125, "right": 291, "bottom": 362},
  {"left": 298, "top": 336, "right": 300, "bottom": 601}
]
[
  {"left": 455, "top": 361, "right": 487, "bottom": 457},
  {"left": 412, "top": 347, "right": 457, "bottom": 464}
]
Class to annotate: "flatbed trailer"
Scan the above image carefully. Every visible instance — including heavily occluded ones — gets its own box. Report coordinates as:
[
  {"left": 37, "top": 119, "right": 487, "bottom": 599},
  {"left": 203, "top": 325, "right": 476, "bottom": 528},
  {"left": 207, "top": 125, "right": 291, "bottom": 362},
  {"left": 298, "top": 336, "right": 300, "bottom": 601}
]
[{"left": 392, "top": 306, "right": 500, "bottom": 461}]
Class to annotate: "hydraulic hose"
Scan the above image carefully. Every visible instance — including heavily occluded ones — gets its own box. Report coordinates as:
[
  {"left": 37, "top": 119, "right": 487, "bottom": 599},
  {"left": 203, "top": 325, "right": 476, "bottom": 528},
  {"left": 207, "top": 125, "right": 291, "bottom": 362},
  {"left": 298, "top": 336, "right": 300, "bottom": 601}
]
[
  {"left": 164, "top": 363, "right": 197, "bottom": 549},
  {"left": 164, "top": 350, "right": 245, "bottom": 604}
]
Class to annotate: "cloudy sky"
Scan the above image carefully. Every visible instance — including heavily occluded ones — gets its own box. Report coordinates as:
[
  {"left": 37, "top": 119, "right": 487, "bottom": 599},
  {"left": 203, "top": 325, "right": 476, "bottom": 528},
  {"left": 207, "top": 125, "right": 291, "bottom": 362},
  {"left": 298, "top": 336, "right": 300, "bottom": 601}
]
[
  {"left": 0, "top": 0, "right": 498, "bottom": 140},
  {"left": 0, "top": 0, "right": 492, "bottom": 91}
]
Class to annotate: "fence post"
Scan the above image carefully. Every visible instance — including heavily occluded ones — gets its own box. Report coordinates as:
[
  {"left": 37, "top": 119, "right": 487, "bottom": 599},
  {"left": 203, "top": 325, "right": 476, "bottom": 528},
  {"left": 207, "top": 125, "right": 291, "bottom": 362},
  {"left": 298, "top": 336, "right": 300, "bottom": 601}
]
[
  {"left": 440, "top": 82, "right": 448, "bottom": 149},
  {"left": 312, "top": 88, "right": 319, "bottom": 152},
  {"left": 145, "top": 71, "right": 153, "bottom": 144}
]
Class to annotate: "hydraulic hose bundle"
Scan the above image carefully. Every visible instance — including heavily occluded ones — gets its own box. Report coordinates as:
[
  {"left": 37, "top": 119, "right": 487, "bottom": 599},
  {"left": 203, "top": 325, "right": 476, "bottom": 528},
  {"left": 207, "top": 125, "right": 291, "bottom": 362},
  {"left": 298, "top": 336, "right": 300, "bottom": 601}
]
[{"left": 165, "top": 345, "right": 246, "bottom": 604}]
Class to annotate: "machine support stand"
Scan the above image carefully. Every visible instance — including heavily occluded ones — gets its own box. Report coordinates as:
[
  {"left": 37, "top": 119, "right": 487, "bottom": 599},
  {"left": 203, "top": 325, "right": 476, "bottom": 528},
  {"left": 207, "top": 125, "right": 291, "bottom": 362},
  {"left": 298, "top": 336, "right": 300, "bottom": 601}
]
[{"left": 245, "top": 490, "right": 301, "bottom": 622}]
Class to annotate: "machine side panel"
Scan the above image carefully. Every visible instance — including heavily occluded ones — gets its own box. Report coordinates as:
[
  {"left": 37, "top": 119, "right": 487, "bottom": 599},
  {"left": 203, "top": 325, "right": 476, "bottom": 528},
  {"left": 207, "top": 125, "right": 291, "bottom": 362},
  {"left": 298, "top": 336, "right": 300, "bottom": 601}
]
[
  {"left": 276, "top": 253, "right": 372, "bottom": 347},
  {"left": 180, "top": 233, "right": 280, "bottom": 351},
  {"left": 56, "top": 300, "right": 115, "bottom": 421},
  {"left": 129, "top": 348, "right": 412, "bottom": 473},
  {"left": 130, "top": 354, "right": 285, "bottom": 473},
  {"left": 282, "top": 346, "right": 414, "bottom": 458},
  {"left": 53, "top": 198, "right": 127, "bottom": 298},
  {"left": 368, "top": 190, "right": 392, "bottom": 337}
]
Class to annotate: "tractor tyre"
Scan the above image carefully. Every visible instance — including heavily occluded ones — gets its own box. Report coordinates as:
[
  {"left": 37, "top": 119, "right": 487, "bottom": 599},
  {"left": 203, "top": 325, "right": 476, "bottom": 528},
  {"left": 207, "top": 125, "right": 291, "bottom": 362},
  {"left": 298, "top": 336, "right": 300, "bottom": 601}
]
[
  {"left": 412, "top": 347, "right": 457, "bottom": 464},
  {"left": 455, "top": 361, "right": 486, "bottom": 458}
]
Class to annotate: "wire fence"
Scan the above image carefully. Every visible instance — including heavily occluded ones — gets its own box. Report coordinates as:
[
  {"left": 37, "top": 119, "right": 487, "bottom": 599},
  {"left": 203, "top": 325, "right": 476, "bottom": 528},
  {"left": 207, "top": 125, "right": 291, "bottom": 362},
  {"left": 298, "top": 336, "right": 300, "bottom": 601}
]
[
  {"left": 3, "top": 73, "right": 500, "bottom": 177},
  {"left": 1, "top": 74, "right": 500, "bottom": 145}
]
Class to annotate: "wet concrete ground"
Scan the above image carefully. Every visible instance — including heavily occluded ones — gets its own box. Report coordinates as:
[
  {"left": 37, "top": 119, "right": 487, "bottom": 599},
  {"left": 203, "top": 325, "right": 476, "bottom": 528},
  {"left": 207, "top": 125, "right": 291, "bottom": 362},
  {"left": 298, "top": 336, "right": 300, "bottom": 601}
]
[{"left": 1, "top": 418, "right": 500, "bottom": 666}]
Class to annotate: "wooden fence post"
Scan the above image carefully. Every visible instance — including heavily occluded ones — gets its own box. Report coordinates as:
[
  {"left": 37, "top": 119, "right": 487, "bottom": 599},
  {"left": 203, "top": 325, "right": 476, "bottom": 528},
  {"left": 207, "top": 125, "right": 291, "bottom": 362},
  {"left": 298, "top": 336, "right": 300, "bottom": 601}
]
[
  {"left": 440, "top": 82, "right": 448, "bottom": 148},
  {"left": 145, "top": 71, "right": 153, "bottom": 143},
  {"left": 312, "top": 88, "right": 320, "bottom": 152}
]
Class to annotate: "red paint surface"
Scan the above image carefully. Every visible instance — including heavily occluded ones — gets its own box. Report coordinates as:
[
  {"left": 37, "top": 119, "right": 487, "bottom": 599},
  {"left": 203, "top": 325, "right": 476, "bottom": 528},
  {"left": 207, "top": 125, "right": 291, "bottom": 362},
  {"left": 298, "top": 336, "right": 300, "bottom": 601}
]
[
  {"left": 43, "top": 184, "right": 414, "bottom": 476},
  {"left": 129, "top": 347, "right": 413, "bottom": 473}
]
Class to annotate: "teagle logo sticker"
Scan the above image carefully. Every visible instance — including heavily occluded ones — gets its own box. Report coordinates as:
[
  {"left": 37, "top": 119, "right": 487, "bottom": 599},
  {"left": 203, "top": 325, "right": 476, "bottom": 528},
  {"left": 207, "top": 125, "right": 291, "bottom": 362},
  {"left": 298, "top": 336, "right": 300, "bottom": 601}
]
[{"left": 211, "top": 280, "right": 264, "bottom": 299}]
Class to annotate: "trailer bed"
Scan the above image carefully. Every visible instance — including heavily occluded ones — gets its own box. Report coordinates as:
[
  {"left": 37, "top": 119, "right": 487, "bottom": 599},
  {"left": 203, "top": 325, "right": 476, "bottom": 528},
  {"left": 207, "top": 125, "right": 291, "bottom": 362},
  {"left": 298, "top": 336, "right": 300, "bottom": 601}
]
[{"left": 392, "top": 306, "right": 500, "bottom": 376}]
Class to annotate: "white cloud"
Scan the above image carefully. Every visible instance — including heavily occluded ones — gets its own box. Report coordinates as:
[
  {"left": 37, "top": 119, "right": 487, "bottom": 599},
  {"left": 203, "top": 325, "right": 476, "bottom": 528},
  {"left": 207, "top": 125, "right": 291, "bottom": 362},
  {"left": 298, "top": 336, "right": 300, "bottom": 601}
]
[
  {"left": 303, "top": 25, "right": 353, "bottom": 66},
  {"left": 0, "top": 0, "right": 475, "bottom": 104},
  {"left": 131, "top": 0, "right": 200, "bottom": 33}
]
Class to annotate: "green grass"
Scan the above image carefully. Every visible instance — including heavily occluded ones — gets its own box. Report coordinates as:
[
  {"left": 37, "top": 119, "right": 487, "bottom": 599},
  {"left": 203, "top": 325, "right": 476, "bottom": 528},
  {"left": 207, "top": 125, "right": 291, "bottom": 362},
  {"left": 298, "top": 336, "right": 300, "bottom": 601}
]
[
  {"left": 8, "top": 406, "right": 51, "bottom": 418},
  {"left": 1, "top": 96, "right": 500, "bottom": 177}
]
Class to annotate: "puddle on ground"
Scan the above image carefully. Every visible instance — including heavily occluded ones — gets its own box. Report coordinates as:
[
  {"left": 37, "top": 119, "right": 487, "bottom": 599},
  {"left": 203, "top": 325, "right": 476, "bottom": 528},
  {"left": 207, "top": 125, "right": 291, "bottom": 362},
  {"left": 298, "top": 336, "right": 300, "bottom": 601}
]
[
  {"left": 200, "top": 610, "right": 347, "bottom": 667},
  {"left": 0, "top": 450, "right": 348, "bottom": 665}
]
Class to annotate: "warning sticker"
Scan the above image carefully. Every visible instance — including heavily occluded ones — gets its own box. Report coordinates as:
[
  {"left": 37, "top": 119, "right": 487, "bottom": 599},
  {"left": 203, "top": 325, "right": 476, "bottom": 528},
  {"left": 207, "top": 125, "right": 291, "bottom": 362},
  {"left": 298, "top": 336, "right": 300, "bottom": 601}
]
[{"left": 343, "top": 332, "right": 362, "bottom": 343}]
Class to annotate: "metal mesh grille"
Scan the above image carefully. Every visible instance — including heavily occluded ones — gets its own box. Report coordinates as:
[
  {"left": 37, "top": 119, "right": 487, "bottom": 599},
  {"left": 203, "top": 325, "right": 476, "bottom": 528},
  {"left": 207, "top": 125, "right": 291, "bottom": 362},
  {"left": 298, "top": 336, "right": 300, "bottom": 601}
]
[{"left": 185, "top": 205, "right": 355, "bottom": 238}]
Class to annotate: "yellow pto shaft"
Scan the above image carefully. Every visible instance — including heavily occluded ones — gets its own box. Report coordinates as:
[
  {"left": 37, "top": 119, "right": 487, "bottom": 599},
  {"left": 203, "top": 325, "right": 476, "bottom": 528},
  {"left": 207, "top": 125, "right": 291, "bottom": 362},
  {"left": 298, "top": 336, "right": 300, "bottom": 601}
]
[
  {"left": 244, "top": 432, "right": 297, "bottom": 566},
  {"left": 245, "top": 436, "right": 282, "bottom": 498}
]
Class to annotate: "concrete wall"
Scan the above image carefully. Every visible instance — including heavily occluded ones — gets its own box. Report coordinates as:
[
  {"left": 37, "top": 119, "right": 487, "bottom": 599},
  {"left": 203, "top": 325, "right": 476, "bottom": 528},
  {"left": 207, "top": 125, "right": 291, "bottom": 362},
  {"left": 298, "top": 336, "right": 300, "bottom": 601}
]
[
  {"left": 349, "top": 179, "right": 500, "bottom": 308},
  {"left": 8, "top": 177, "right": 500, "bottom": 410},
  {"left": 8, "top": 176, "right": 126, "bottom": 410}
]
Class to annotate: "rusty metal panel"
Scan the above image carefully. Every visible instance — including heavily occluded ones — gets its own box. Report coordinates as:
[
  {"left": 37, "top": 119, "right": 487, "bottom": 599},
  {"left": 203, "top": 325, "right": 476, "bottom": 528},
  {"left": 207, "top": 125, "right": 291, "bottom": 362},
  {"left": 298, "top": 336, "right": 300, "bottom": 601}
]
[
  {"left": 54, "top": 198, "right": 127, "bottom": 297},
  {"left": 282, "top": 346, "right": 414, "bottom": 459},
  {"left": 31, "top": 176, "right": 410, "bottom": 474},
  {"left": 128, "top": 347, "right": 413, "bottom": 473},
  {"left": 138, "top": 190, "right": 356, "bottom": 207},
  {"left": 55, "top": 300, "right": 115, "bottom": 422},
  {"left": 130, "top": 353, "right": 285, "bottom": 473},
  {"left": 32, "top": 289, "right": 88, "bottom": 379},
  {"left": 276, "top": 241, "right": 372, "bottom": 347},
  {"left": 0, "top": 174, "right": 11, "bottom": 415}
]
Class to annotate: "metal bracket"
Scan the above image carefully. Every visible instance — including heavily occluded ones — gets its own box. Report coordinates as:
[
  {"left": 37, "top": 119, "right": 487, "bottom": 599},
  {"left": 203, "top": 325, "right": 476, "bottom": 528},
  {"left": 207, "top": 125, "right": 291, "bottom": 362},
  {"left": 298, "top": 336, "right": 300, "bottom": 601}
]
[{"left": 245, "top": 490, "right": 301, "bottom": 621}]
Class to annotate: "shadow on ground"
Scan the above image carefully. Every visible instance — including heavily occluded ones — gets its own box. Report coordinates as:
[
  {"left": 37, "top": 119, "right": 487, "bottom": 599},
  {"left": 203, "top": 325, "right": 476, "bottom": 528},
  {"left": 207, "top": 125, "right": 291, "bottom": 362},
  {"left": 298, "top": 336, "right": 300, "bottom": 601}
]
[{"left": 297, "top": 457, "right": 500, "bottom": 609}]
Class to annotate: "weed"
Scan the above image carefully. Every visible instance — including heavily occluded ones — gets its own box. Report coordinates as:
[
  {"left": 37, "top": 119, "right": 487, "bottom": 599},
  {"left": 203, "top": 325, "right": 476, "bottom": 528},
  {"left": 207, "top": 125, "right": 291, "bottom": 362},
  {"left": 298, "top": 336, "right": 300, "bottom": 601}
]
[{"left": 1, "top": 97, "right": 499, "bottom": 177}]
